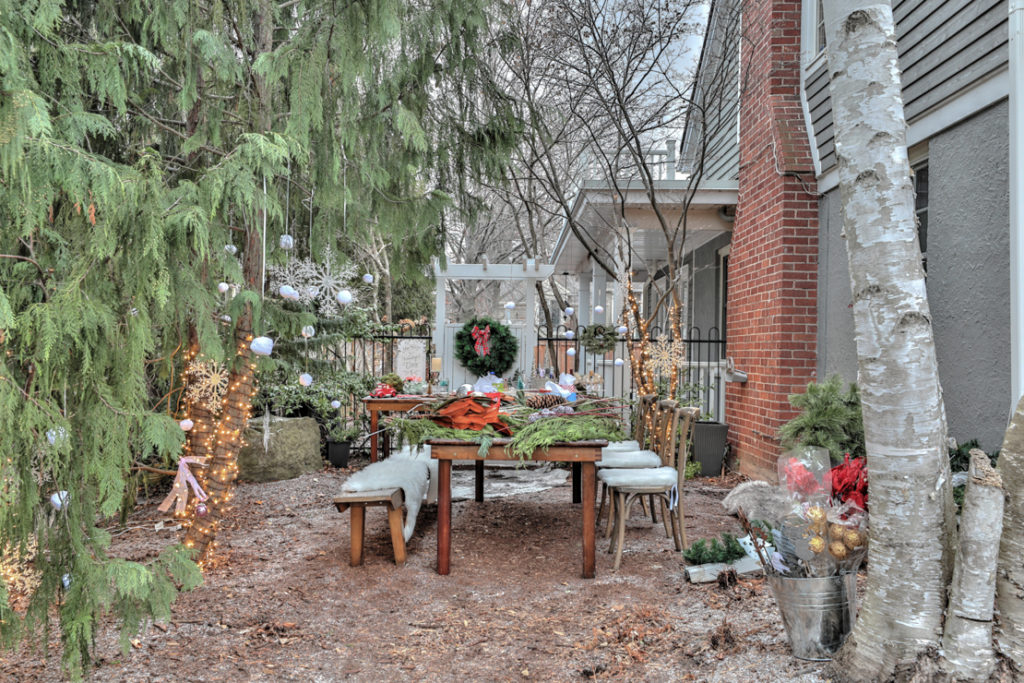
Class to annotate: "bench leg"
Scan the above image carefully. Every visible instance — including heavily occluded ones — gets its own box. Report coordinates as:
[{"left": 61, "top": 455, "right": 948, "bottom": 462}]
[
  {"left": 350, "top": 504, "right": 365, "bottom": 567},
  {"left": 387, "top": 504, "right": 407, "bottom": 566}
]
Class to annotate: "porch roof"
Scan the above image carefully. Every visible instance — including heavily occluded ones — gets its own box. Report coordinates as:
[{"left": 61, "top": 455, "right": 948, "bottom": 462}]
[{"left": 550, "top": 178, "right": 738, "bottom": 274}]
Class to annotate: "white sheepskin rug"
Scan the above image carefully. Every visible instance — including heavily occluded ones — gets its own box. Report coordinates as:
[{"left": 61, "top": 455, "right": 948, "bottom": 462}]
[
  {"left": 341, "top": 458, "right": 429, "bottom": 542},
  {"left": 721, "top": 480, "right": 792, "bottom": 526}
]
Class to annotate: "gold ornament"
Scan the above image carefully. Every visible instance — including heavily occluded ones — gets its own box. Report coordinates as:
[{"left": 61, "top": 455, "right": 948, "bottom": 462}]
[
  {"left": 829, "top": 523, "right": 846, "bottom": 541},
  {"left": 844, "top": 528, "right": 867, "bottom": 549},
  {"left": 808, "top": 535, "right": 826, "bottom": 553},
  {"left": 829, "top": 541, "right": 848, "bottom": 559},
  {"left": 806, "top": 505, "right": 827, "bottom": 535}
]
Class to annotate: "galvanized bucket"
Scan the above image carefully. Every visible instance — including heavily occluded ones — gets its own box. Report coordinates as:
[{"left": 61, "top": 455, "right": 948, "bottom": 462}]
[{"left": 766, "top": 573, "right": 858, "bottom": 661}]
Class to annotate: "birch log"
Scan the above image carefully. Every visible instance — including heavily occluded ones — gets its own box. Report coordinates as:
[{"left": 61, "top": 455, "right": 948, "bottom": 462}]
[
  {"left": 996, "top": 394, "right": 1024, "bottom": 666},
  {"left": 820, "top": 2, "right": 955, "bottom": 680},
  {"left": 942, "top": 450, "right": 1003, "bottom": 680}
]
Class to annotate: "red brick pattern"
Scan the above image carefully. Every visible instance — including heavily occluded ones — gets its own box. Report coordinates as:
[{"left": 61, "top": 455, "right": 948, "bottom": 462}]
[{"left": 727, "top": 0, "right": 818, "bottom": 481}]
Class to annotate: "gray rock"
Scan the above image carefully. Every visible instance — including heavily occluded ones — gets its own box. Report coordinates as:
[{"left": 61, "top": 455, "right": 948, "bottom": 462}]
[{"left": 238, "top": 416, "right": 322, "bottom": 482}]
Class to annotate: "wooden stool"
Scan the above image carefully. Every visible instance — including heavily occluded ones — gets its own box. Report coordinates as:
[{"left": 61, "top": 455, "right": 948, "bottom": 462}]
[{"left": 333, "top": 488, "right": 407, "bottom": 566}]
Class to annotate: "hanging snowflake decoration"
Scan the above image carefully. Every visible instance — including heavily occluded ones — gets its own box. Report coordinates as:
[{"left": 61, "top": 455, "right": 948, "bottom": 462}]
[
  {"left": 185, "top": 359, "right": 230, "bottom": 411},
  {"left": 646, "top": 334, "right": 687, "bottom": 375},
  {"left": 266, "top": 246, "right": 357, "bottom": 317}
]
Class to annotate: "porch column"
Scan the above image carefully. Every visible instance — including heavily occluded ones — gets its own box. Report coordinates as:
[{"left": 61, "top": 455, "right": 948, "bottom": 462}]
[
  {"left": 592, "top": 268, "right": 607, "bottom": 325},
  {"left": 578, "top": 270, "right": 592, "bottom": 327},
  {"left": 524, "top": 277, "right": 537, "bottom": 375},
  {"left": 433, "top": 260, "right": 447, "bottom": 383}
]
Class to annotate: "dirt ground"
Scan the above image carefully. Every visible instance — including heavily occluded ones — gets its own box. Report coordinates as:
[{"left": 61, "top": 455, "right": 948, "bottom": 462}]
[{"left": 2, "top": 459, "right": 829, "bottom": 682}]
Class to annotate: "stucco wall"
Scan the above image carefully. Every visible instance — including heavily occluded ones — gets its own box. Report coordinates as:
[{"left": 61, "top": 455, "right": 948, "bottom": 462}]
[
  {"left": 817, "top": 100, "right": 1010, "bottom": 452},
  {"left": 929, "top": 100, "right": 1010, "bottom": 452}
]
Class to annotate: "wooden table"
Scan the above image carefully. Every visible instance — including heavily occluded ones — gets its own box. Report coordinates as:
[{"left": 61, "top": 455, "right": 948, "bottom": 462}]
[
  {"left": 428, "top": 438, "right": 606, "bottom": 579},
  {"left": 362, "top": 395, "right": 445, "bottom": 462}
]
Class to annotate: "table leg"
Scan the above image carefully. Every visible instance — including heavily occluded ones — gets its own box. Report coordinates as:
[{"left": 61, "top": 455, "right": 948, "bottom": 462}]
[
  {"left": 437, "top": 459, "right": 451, "bottom": 575},
  {"left": 572, "top": 462, "right": 581, "bottom": 504},
  {"left": 382, "top": 421, "right": 391, "bottom": 460},
  {"left": 582, "top": 461, "right": 596, "bottom": 578},
  {"left": 475, "top": 460, "right": 484, "bottom": 502},
  {"left": 369, "top": 409, "right": 379, "bottom": 463}
]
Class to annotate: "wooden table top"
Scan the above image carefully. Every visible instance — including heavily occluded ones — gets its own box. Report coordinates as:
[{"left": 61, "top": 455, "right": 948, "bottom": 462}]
[{"left": 426, "top": 438, "right": 607, "bottom": 461}]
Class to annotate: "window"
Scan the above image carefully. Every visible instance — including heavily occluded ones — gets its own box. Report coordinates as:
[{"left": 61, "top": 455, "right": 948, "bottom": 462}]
[
  {"left": 912, "top": 161, "right": 928, "bottom": 270},
  {"left": 815, "top": 0, "right": 827, "bottom": 54}
]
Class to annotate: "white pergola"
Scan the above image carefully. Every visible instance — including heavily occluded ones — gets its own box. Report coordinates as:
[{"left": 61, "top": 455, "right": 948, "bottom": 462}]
[{"left": 432, "top": 257, "right": 555, "bottom": 382}]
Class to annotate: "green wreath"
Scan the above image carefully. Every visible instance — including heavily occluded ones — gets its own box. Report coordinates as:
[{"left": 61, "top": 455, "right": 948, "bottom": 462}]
[
  {"left": 580, "top": 325, "right": 618, "bottom": 354},
  {"left": 454, "top": 316, "right": 518, "bottom": 377}
]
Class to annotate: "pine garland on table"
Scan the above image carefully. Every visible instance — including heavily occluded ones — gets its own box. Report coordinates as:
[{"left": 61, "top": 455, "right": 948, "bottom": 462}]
[{"left": 454, "top": 316, "right": 517, "bottom": 377}]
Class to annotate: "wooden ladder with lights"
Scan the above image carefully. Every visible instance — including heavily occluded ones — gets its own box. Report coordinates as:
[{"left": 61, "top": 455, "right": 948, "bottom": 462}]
[{"left": 333, "top": 488, "right": 407, "bottom": 566}]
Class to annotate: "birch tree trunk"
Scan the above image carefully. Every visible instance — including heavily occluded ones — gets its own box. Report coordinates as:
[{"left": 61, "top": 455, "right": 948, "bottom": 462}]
[
  {"left": 996, "top": 394, "right": 1024, "bottom": 666},
  {"left": 820, "top": 3, "right": 956, "bottom": 679},
  {"left": 942, "top": 450, "right": 1003, "bottom": 679}
]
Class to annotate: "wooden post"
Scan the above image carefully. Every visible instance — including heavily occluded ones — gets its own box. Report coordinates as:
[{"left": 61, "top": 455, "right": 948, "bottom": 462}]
[
  {"left": 369, "top": 407, "right": 379, "bottom": 463},
  {"left": 350, "top": 505, "right": 365, "bottom": 567},
  {"left": 437, "top": 459, "right": 451, "bottom": 575},
  {"left": 582, "top": 461, "right": 596, "bottom": 578},
  {"left": 572, "top": 462, "right": 581, "bottom": 504},
  {"left": 475, "top": 460, "right": 484, "bottom": 502}
]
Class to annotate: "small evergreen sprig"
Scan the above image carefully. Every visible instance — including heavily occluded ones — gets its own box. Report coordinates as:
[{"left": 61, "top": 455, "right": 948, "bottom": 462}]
[{"left": 682, "top": 533, "right": 747, "bottom": 565}]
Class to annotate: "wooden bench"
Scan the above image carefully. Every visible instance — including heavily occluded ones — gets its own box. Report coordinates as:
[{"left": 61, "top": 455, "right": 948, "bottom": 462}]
[{"left": 333, "top": 488, "right": 407, "bottom": 566}]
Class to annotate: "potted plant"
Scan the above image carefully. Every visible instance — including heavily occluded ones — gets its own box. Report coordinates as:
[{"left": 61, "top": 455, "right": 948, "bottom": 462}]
[
  {"left": 326, "top": 423, "right": 360, "bottom": 468},
  {"left": 692, "top": 419, "right": 730, "bottom": 476}
]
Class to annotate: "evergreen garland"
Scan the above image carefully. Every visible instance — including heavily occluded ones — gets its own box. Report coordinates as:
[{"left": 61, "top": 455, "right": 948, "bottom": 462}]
[
  {"left": 579, "top": 325, "right": 618, "bottom": 354},
  {"left": 454, "top": 316, "right": 518, "bottom": 377}
]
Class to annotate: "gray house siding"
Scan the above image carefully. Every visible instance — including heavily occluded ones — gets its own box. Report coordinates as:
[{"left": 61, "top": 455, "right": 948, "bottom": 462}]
[
  {"left": 687, "top": 233, "right": 732, "bottom": 340},
  {"left": 807, "top": 0, "right": 1008, "bottom": 174},
  {"left": 817, "top": 101, "right": 1009, "bottom": 452}
]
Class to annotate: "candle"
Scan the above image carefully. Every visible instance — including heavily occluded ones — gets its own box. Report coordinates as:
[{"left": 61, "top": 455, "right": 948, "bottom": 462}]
[{"left": 431, "top": 357, "right": 442, "bottom": 372}]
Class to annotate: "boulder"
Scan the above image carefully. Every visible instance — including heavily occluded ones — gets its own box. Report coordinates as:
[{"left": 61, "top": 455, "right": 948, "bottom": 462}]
[{"left": 238, "top": 415, "right": 322, "bottom": 482}]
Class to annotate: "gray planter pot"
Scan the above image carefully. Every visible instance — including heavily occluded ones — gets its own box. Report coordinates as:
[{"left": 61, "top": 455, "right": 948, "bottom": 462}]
[
  {"left": 327, "top": 440, "right": 350, "bottom": 468},
  {"left": 766, "top": 573, "right": 858, "bottom": 660},
  {"left": 692, "top": 421, "right": 729, "bottom": 476}
]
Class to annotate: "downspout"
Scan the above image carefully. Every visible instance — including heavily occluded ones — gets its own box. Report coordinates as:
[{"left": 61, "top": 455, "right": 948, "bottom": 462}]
[{"left": 1011, "top": 0, "right": 1024, "bottom": 409}]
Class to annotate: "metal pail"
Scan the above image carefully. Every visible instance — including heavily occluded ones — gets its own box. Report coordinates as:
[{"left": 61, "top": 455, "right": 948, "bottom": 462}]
[{"left": 766, "top": 573, "right": 857, "bottom": 661}]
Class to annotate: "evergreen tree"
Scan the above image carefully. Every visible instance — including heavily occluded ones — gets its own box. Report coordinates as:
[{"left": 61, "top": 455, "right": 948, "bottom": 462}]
[{"left": 0, "top": 0, "right": 518, "bottom": 675}]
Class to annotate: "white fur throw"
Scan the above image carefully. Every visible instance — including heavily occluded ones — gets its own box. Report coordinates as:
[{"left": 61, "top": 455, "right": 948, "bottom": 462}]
[
  {"left": 341, "top": 459, "right": 428, "bottom": 542},
  {"left": 596, "top": 450, "right": 661, "bottom": 469},
  {"left": 598, "top": 466, "right": 677, "bottom": 488},
  {"left": 392, "top": 445, "right": 438, "bottom": 505}
]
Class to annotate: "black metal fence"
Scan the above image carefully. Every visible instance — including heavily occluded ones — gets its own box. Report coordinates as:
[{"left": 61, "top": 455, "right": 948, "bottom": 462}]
[{"left": 535, "top": 324, "right": 727, "bottom": 422}]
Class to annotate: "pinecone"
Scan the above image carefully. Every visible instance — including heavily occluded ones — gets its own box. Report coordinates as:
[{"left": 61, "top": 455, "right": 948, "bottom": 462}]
[{"left": 526, "top": 393, "right": 567, "bottom": 409}]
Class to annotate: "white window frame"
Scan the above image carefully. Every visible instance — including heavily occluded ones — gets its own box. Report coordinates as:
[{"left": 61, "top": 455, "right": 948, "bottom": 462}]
[{"left": 801, "top": 0, "right": 828, "bottom": 76}]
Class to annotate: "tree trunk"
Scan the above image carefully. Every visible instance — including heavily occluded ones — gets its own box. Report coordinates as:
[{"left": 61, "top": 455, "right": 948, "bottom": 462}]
[
  {"left": 820, "top": 2, "right": 955, "bottom": 679},
  {"left": 943, "top": 450, "right": 1003, "bottom": 679},
  {"left": 996, "top": 394, "right": 1024, "bottom": 666}
]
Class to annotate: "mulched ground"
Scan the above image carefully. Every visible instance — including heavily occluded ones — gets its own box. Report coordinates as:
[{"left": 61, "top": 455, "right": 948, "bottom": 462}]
[{"left": 2, "top": 459, "right": 828, "bottom": 682}]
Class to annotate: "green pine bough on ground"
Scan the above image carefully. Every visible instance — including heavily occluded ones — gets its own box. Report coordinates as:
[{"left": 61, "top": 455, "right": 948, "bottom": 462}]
[{"left": 682, "top": 533, "right": 747, "bottom": 565}]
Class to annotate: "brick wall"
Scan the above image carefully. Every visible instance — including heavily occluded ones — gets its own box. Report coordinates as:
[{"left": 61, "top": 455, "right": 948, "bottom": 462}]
[{"left": 727, "top": 0, "right": 819, "bottom": 481}]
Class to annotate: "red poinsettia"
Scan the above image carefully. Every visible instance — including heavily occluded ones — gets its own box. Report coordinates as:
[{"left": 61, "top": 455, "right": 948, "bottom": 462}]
[
  {"left": 830, "top": 453, "right": 868, "bottom": 510},
  {"left": 784, "top": 457, "right": 822, "bottom": 497}
]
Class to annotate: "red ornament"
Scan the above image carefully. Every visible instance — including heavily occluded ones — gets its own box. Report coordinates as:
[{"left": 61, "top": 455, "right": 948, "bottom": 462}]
[{"left": 196, "top": 502, "right": 209, "bottom": 517}]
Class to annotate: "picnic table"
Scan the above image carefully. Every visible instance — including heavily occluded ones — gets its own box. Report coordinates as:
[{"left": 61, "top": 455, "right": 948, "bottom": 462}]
[
  {"left": 427, "top": 438, "right": 607, "bottom": 579},
  {"left": 362, "top": 395, "right": 446, "bottom": 462}
]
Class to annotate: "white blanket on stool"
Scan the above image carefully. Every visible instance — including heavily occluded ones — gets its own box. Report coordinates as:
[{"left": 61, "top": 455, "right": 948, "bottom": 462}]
[
  {"left": 341, "top": 459, "right": 428, "bottom": 542},
  {"left": 392, "top": 445, "right": 438, "bottom": 505}
]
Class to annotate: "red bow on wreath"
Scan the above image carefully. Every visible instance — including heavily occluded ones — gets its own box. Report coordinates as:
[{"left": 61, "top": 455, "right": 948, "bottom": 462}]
[{"left": 471, "top": 324, "right": 491, "bottom": 357}]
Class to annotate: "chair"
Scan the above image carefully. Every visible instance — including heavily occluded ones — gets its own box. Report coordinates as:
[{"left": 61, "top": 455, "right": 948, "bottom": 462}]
[
  {"left": 602, "top": 404, "right": 700, "bottom": 570},
  {"left": 596, "top": 395, "right": 660, "bottom": 521}
]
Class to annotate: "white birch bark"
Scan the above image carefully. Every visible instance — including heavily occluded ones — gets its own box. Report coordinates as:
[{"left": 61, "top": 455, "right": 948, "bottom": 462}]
[
  {"left": 942, "top": 450, "right": 1003, "bottom": 680},
  {"left": 996, "top": 394, "right": 1024, "bottom": 666},
  {"left": 820, "top": 3, "right": 955, "bottom": 679}
]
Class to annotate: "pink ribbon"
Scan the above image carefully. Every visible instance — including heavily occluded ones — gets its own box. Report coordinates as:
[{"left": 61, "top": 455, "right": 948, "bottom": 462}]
[
  {"left": 158, "top": 456, "right": 209, "bottom": 516},
  {"left": 471, "top": 325, "right": 491, "bottom": 357}
]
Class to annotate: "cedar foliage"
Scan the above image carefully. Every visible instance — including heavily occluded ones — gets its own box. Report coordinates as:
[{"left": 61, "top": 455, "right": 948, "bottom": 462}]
[
  {"left": 779, "top": 375, "right": 866, "bottom": 465},
  {"left": 0, "top": 0, "right": 520, "bottom": 675}
]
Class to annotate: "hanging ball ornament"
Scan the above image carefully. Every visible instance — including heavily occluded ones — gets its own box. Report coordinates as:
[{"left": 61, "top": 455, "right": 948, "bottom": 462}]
[
  {"left": 46, "top": 427, "right": 67, "bottom": 446},
  {"left": 504, "top": 301, "right": 516, "bottom": 310},
  {"left": 179, "top": 419, "right": 194, "bottom": 431},
  {"left": 564, "top": 307, "right": 574, "bottom": 317},
  {"left": 196, "top": 502, "right": 209, "bottom": 517},
  {"left": 614, "top": 358, "right": 625, "bottom": 367},
  {"left": 336, "top": 289, "right": 353, "bottom": 305},
  {"left": 50, "top": 491, "right": 70, "bottom": 511},
  {"left": 279, "top": 285, "right": 300, "bottom": 300},
  {"left": 299, "top": 373, "right": 314, "bottom": 387},
  {"left": 564, "top": 330, "right": 575, "bottom": 339},
  {"left": 221, "top": 315, "right": 232, "bottom": 323},
  {"left": 331, "top": 400, "right": 342, "bottom": 410},
  {"left": 217, "top": 282, "right": 230, "bottom": 294},
  {"left": 279, "top": 234, "right": 295, "bottom": 250},
  {"left": 566, "top": 348, "right": 577, "bottom": 357},
  {"left": 616, "top": 325, "right": 628, "bottom": 335},
  {"left": 594, "top": 305, "right": 605, "bottom": 314},
  {"left": 251, "top": 336, "right": 275, "bottom": 356},
  {"left": 362, "top": 273, "right": 374, "bottom": 284},
  {"left": 224, "top": 244, "right": 238, "bottom": 255},
  {"left": 62, "top": 574, "right": 72, "bottom": 589},
  {"left": 301, "top": 325, "right": 316, "bottom": 338}
]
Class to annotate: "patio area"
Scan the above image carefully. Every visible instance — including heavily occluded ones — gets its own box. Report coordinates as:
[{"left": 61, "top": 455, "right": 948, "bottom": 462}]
[{"left": 3, "top": 466, "right": 825, "bottom": 682}]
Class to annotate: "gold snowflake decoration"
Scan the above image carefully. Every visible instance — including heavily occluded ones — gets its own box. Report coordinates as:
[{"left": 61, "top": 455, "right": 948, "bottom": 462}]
[
  {"left": 646, "top": 334, "right": 687, "bottom": 375},
  {"left": 185, "top": 359, "right": 230, "bottom": 411}
]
